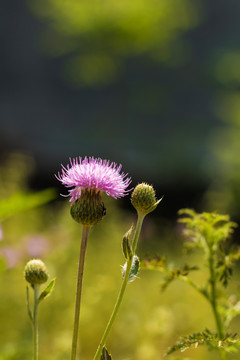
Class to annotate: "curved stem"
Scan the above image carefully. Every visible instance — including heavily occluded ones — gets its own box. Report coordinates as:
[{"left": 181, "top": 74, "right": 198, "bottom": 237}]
[
  {"left": 71, "top": 226, "right": 91, "bottom": 360},
  {"left": 33, "top": 284, "right": 40, "bottom": 360},
  {"left": 93, "top": 213, "right": 145, "bottom": 360}
]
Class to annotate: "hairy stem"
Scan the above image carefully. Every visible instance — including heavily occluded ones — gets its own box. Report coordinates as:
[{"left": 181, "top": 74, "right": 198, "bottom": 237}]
[
  {"left": 93, "top": 213, "right": 145, "bottom": 360},
  {"left": 71, "top": 226, "right": 90, "bottom": 360}
]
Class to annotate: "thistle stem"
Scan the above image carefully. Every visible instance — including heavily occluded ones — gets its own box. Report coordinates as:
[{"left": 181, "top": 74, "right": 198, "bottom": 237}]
[
  {"left": 33, "top": 284, "right": 40, "bottom": 360},
  {"left": 71, "top": 226, "right": 90, "bottom": 360},
  {"left": 93, "top": 213, "right": 145, "bottom": 360}
]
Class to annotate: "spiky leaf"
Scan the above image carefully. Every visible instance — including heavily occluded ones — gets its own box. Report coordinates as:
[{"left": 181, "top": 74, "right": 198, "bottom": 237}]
[{"left": 166, "top": 329, "right": 240, "bottom": 355}]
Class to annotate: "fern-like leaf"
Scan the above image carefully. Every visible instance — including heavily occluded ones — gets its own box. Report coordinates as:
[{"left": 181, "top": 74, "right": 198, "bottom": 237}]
[{"left": 166, "top": 329, "right": 240, "bottom": 355}]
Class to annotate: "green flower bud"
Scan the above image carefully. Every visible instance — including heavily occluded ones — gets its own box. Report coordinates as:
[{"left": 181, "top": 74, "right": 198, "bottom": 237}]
[
  {"left": 131, "top": 183, "right": 162, "bottom": 215},
  {"left": 24, "top": 259, "right": 49, "bottom": 286},
  {"left": 70, "top": 189, "right": 106, "bottom": 226}
]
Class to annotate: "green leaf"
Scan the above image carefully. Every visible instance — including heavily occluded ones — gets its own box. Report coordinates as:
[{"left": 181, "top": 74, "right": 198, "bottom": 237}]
[
  {"left": 222, "top": 298, "right": 240, "bottom": 328},
  {"left": 141, "top": 256, "right": 199, "bottom": 292},
  {"left": 161, "top": 264, "right": 198, "bottom": 291},
  {"left": 122, "top": 255, "right": 140, "bottom": 283},
  {"left": 216, "top": 241, "right": 240, "bottom": 287},
  {"left": 166, "top": 329, "right": 240, "bottom": 355},
  {"left": 140, "top": 256, "right": 166, "bottom": 271},
  {"left": 38, "top": 278, "right": 56, "bottom": 304},
  {"left": 178, "top": 209, "right": 237, "bottom": 245},
  {"left": 100, "top": 346, "right": 112, "bottom": 360},
  {"left": 0, "top": 188, "right": 56, "bottom": 221},
  {"left": 122, "top": 226, "right": 133, "bottom": 260}
]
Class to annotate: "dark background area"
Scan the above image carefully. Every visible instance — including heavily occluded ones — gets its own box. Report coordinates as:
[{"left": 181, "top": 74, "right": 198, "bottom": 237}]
[{"left": 1, "top": 0, "right": 240, "bottom": 218}]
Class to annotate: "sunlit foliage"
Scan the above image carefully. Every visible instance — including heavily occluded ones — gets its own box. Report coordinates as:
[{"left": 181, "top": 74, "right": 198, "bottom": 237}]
[{"left": 142, "top": 209, "right": 240, "bottom": 358}]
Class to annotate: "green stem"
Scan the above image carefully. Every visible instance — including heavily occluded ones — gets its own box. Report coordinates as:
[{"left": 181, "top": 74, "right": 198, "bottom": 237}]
[
  {"left": 142, "top": 265, "right": 210, "bottom": 301},
  {"left": 179, "top": 275, "right": 209, "bottom": 301},
  {"left": 33, "top": 284, "right": 40, "bottom": 360},
  {"left": 93, "top": 213, "right": 145, "bottom": 360},
  {"left": 71, "top": 226, "right": 91, "bottom": 360},
  {"left": 208, "top": 245, "right": 224, "bottom": 339}
]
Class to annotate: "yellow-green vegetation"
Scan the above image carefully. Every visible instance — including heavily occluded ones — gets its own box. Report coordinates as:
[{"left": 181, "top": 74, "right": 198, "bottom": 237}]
[
  {"left": 28, "top": 0, "right": 199, "bottom": 86},
  {"left": 0, "top": 154, "right": 240, "bottom": 359},
  {"left": 142, "top": 210, "right": 240, "bottom": 359}
]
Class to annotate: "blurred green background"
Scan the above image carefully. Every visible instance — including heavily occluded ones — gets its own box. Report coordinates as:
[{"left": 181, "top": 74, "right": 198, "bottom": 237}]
[
  {"left": 2, "top": 155, "right": 240, "bottom": 360},
  {"left": 1, "top": 0, "right": 240, "bottom": 359}
]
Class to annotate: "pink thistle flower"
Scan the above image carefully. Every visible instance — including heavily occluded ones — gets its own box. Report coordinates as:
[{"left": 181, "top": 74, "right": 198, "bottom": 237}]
[{"left": 56, "top": 156, "right": 131, "bottom": 204}]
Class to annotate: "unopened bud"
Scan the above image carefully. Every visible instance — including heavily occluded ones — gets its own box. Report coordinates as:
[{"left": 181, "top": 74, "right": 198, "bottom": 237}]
[
  {"left": 24, "top": 259, "right": 49, "bottom": 286},
  {"left": 131, "top": 183, "right": 162, "bottom": 215},
  {"left": 70, "top": 189, "right": 106, "bottom": 226}
]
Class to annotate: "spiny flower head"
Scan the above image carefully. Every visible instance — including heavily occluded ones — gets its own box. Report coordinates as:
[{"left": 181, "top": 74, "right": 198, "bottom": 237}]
[
  {"left": 131, "top": 183, "right": 162, "bottom": 216},
  {"left": 24, "top": 259, "right": 49, "bottom": 286},
  {"left": 56, "top": 156, "right": 131, "bottom": 204}
]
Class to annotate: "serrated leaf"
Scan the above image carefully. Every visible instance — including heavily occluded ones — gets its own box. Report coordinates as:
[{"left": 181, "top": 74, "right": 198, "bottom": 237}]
[
  {"left": 38, "top": 278, "right": 56, "bottom": 304},
  {"left": 100, "top": 346, "right": 112, "bottom": 360},
  {"left": 140, "top": 256, "right": 166, "bottom": 271},
  {"left": 166, "top": 329, "right": 240, "bottom": 355},
  {"left": 178, "top": 210, "right": 237, "bottom": 240}
]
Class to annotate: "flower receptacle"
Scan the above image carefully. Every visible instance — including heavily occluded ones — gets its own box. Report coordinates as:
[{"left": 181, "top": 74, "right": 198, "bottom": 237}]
[{"left": 70, "top": 189, "right": 106, "bottom": 226}]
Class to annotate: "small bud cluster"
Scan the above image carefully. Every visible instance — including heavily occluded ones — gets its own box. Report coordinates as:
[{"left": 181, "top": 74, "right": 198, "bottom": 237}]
[{"left": 24, "top": 259, "right": 49, "bottom": 286}]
